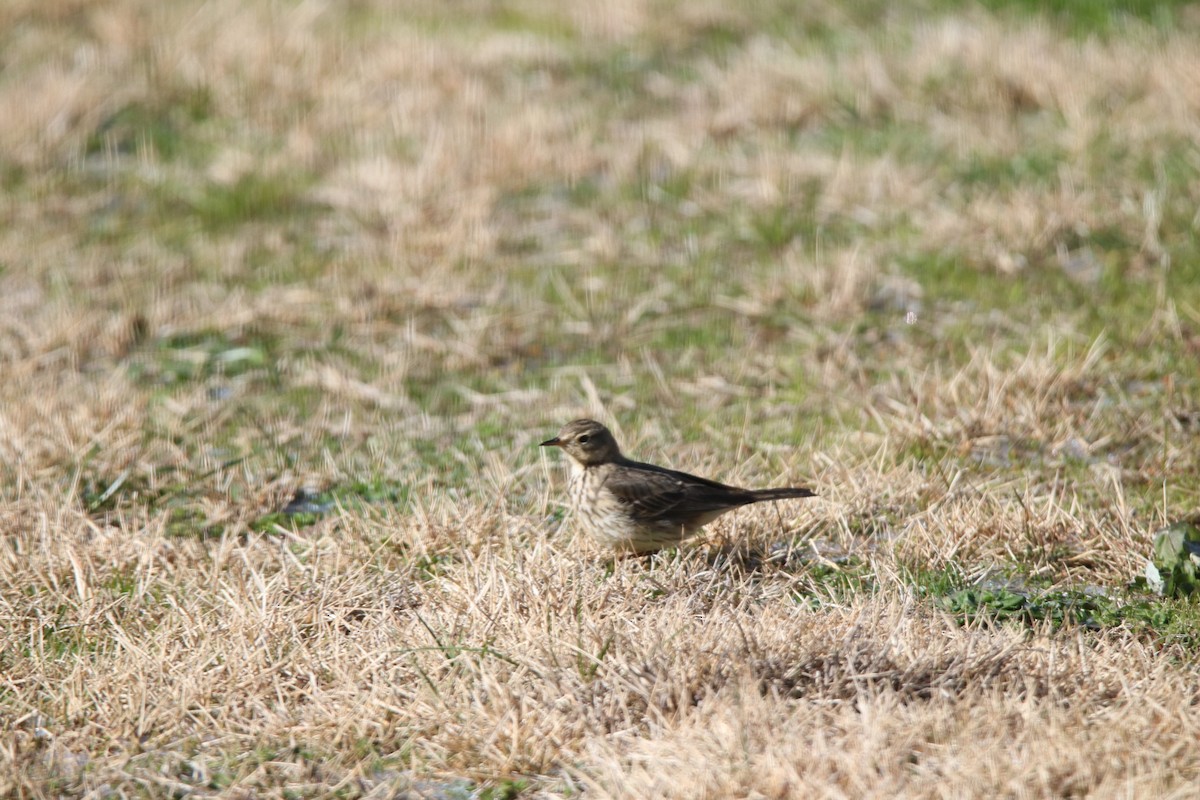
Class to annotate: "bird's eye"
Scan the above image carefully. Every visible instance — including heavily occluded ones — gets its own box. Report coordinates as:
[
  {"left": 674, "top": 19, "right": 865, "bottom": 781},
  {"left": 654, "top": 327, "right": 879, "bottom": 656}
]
[{"left": 578, "top": 435, "right": 590, "bottom": 444}]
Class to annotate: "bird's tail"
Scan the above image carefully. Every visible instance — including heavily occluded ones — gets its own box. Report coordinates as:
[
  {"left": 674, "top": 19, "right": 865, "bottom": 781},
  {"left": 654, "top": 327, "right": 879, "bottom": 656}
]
[{"left": 748, "top": 487, "right": 817, "bottom": 502}]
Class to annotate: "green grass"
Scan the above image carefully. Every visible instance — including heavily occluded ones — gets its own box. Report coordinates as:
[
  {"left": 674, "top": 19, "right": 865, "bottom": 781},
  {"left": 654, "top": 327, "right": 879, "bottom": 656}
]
[
  {"left": 84, "top": 89, "right": 216, "bottom": 162},
  {"left": 251, "top": 480, "right": 411, "bottom": 534},
  {"left": 798, "top": 561, "right": 1200, "bottom": 649},
  {"left": 965, "top": 0, "right": 1189, "bottom": 35}
]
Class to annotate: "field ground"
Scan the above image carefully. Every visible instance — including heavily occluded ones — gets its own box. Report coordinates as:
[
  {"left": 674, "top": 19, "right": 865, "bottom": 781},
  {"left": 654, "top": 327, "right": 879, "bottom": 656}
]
[{"left": 3, "top": 0, "right": 1200, "bottom": 797}]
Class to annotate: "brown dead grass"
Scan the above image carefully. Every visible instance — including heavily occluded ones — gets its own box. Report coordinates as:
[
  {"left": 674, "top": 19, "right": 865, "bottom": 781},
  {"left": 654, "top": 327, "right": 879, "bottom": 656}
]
[
  {"left": 3, "top": 0, "right": 1200, "bottom": 797},
  {"left": 4, "top": 508, "right": 1199, "bottom": 796}
]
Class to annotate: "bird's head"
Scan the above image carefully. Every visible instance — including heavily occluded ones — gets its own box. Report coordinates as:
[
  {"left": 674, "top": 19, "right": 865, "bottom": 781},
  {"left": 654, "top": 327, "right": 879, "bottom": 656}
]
[{"left": 540, "top": 419, "right": 621, "bottom": 466}]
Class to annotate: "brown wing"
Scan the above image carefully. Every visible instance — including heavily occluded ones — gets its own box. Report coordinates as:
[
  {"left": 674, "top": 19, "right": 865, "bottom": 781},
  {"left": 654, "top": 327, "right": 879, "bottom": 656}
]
[{"left": 600, "top": 460, "right": 753, "bottom": 524}]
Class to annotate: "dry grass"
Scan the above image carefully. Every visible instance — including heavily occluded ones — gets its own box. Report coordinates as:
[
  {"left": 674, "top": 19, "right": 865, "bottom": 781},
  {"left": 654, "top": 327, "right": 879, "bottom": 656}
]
[{"left": 3, "top": 0, "right": 1200, "bottom": 797}]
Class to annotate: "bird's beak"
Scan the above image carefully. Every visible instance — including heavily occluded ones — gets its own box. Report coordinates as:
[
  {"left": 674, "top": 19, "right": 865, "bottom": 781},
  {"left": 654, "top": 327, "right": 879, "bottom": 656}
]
[{"left": 539, "top": 436, "right": 563, "bottom": 448}]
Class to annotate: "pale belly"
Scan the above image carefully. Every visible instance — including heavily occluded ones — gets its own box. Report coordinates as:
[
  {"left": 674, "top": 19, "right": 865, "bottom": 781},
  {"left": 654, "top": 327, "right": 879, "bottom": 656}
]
[{"left": 565, "top": 462, "right": 730, "bottom": 552}]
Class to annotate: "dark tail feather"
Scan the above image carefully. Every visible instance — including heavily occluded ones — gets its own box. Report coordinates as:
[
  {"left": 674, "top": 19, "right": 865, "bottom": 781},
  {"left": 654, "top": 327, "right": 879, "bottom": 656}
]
[{"left": 748, "top": 487, "right": 817, "bottom": 502}]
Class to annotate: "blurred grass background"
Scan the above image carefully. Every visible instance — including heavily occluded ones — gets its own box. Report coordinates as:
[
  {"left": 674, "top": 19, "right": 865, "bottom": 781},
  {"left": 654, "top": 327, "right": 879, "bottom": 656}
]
[{"left": 2, "top": 0, "right": 1200, "bottom": 796}]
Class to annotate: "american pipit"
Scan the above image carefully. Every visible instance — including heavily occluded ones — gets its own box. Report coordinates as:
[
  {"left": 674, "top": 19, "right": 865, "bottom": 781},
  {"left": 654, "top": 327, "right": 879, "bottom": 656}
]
[{"left": 540, "top": 419, "right": 816, "bottom": 554}]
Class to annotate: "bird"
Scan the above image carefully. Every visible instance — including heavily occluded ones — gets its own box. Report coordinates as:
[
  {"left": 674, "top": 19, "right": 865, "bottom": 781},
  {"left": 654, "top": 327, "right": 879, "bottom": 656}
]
[{"left": 539, "top": 419, "right": 816, "bottom": 554}]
